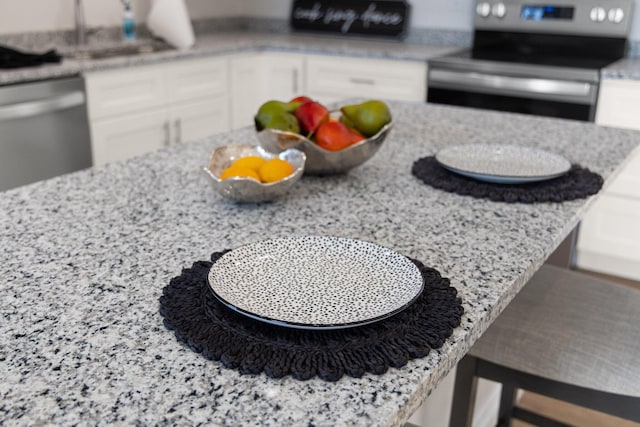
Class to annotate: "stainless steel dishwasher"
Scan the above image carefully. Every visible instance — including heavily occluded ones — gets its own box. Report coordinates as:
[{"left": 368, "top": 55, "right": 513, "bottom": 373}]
[{"left": 0, "top": 77, "right": 92, "bottom": 191}]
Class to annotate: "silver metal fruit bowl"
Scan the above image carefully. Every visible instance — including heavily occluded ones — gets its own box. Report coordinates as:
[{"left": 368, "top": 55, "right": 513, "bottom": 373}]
[
  {"left": 203, "top": 144, "right": 306, "bottom": 203},
  {"left": 255, "top": 120, "right": 393, "bottom": 175}
]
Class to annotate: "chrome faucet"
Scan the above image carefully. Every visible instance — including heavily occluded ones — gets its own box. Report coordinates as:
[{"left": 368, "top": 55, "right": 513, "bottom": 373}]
[{"left": 75, "top": 0, "right": 86, "bottom": 47}]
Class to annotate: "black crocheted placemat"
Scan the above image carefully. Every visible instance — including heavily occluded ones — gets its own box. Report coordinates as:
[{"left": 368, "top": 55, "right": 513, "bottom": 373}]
[
  {"left": 412, "top": 156, "right": 603, "bottom": 203},
  {"left": 159, "top": 250, "right": 463, "bottom": 382}
]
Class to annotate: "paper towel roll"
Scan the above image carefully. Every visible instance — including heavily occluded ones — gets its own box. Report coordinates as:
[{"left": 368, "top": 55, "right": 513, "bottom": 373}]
[{"left": 147, "top": 0, "right": 195, "bottom": 50}]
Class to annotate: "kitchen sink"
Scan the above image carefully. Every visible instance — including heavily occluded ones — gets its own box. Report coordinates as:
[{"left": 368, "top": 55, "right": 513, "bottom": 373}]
[{"left": 65, "top": 43, "right": 174, "bottom": 60}]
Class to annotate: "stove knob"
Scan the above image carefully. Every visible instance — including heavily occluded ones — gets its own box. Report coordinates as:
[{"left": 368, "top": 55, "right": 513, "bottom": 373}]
[
  {"left": 608, "top": 8, "right": 624, "bottom": 23},
  {"left": 590, "top": 7, "right": 606, "bottom": 22},
  {"left": 492, "top": 3, "right": 507, "bottom": 18},
  {"left": 476, "top": 2, "right": 491, "bottom": 17}
]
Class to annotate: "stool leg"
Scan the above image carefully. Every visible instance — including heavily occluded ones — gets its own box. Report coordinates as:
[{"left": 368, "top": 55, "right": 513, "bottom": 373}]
[
  {"left": 497, "top": 382, "right": 517, "bottom": 427},
  {"left": 449, "top": 355, "right": 479, "bottom": 427}
]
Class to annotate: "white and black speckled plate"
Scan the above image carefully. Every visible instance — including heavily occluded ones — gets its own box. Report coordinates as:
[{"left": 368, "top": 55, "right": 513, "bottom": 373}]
[
  {"left": 435, "top": 144, "right": 571, "bottom": 184},
  {"left": 207, "top": 236, "right": 424, "bottom": 330}
]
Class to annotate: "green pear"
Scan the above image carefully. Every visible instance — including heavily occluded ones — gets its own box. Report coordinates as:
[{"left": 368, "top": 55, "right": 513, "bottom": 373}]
[
  {"left": 339, "top": 114, "right": 357, "bottom": 130},
  {"left": 340, "top": 100, "right": 391, "bottom": 137},
  {"left": 255, "top": 100, "right": 301, "bottom": 130},
  {"left": 264, "top": 112, "right": 301, "bottom": 133}
]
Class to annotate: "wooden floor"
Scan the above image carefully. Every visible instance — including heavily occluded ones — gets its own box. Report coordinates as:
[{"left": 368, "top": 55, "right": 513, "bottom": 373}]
[
  {"left": 512, "top": 391, "right": 640, "bottom": 427},
  {"left": 511, "top": 268, "right": 640, "bottom": 427}
]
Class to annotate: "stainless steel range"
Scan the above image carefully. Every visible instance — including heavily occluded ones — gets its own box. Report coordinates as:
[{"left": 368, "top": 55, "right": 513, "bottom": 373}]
[{"left": 427, "top": 0, "right": 634, "bottom": 121}]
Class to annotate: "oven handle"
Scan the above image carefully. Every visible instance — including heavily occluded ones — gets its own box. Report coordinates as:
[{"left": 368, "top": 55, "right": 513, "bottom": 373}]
[{"left": 428, "top": 69, "right": 595, "bottom": 103}]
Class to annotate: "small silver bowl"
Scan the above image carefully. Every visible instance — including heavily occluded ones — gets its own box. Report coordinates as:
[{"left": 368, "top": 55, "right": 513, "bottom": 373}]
[
  {"left": 255, "top": 120, "right": 393, "bottom": 175},
  {"left": 203, "top": 144, "right": 306, "bottom": 203}
]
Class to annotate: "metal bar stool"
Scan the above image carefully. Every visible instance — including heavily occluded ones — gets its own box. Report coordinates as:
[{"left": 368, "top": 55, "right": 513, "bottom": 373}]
[{"left": 449, "top": 265, "right": 640, "bottom": 427}]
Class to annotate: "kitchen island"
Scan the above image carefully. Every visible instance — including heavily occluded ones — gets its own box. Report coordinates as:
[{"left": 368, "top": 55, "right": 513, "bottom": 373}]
[{"left": 1, "top": 101, "right": 638, "bottom": 426}]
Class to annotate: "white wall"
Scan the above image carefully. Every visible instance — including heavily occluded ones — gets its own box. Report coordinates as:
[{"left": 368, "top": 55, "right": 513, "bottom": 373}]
[
  {"left": 1, "top": 0, "right": 638, "bottom": 41},
  {"left": 0, "top": 0, "right": 243, "bottom": 35},
  {"left": 244, "top": 0, "right": 640, "bottom": 40}
]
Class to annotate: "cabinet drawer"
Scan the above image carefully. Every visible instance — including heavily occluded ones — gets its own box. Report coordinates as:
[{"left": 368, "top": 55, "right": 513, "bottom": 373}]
[
  {"left": 306, "top": 55, "right": 427, "bottom": 103},
  {"left": 166, "top": 57, "right": 229, "bottom": 104},
  {"left": 595, "top": 79, "right": 640, "bottom": 131},
  {"left": 85, "top": 66, "right": 166, "bottom": 120}
]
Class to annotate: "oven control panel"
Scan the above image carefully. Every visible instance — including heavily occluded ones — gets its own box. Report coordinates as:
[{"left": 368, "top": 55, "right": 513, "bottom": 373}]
[{"left": 474, "top": 0, "right": 633, "bottom": 37}]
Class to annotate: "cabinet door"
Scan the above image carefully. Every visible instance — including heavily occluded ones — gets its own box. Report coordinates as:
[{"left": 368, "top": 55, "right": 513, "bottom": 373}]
[
  {"left": 604, "top": 148, "right": 640, "bottom": 199},
  {"left": 593, "top": 79, "right": 640, "bottom": 199},
  {"left": 90, "top": 109, "right": 168, "bottom": 166},
  {"left": 84, "top": 65, "right": 166, "bottom": 120},
  {"left": 595, "top": 79, "right": 640, "bottom": 131},
  {"left": 230, "top": 52, "right": 306, "bottom": 130},
  {"left": 576, "top": 193, "right": 640, "bottom": 280},
  {"left": 306, "top": 55, "right": 427, "bottom": 104},
  {"left": 166, "top": 57, "right": 229, "bottom": 104},
  {"left": 578, "top": 80, "right": 640, "bottom": 279},
  {"left": 261, "top": 52, "right": 305, "bottom": 101},
  {"left": 170, "top": 97, "right": 231, "bottom": 144},
  {"left": 230, "top": 54, "right": 263, "bottom": 129}
]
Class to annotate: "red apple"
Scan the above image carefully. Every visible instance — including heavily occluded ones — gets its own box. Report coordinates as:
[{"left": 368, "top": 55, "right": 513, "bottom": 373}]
[
  {"left": 290, "top": 96, "right": 313, "bottom": 105},
  {"left": 315, "top": 121, "right": 365, "bottom": 151},
  {"left": 295, "top": 101, "right": 330, "bottom": 135}
]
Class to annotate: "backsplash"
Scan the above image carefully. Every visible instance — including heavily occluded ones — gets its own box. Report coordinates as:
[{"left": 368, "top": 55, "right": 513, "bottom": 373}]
[{"left": 0, "top": 17, "right": 472, "bottom": 51}]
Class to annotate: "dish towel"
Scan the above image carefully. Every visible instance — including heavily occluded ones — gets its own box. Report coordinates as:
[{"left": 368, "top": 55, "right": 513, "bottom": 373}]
[{"left": 0, "top": 45, "right": 61, "bottom": 69}]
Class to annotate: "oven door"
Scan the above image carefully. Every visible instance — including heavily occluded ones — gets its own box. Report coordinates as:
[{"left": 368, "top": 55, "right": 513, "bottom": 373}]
[{"left": 427, "top": 68, "right": 599, "bottom": 121}]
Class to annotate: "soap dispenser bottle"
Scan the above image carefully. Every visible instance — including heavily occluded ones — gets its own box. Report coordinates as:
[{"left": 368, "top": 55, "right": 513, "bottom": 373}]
[{"left": 122, "top": 0, "right": 136, "bottom": 40}]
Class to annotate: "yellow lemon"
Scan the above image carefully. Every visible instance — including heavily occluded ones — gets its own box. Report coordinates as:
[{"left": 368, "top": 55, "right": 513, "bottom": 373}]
[
  {"left": 231, "top": 156, "right": 267, "bottom": 171},
  {"left": 219, "top": 166, "right": 261, "bottom": 181},
  {"left": 258, "top": 158, "right": 295, "bottom": 183}
]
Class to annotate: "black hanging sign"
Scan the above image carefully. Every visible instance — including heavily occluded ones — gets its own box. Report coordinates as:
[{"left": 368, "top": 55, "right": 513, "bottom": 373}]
[{"left": 290, "top": 1, "right": 411, "bottom": 38}]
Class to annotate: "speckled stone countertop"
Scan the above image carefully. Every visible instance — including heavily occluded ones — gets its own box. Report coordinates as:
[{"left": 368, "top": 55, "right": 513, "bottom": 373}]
[
  {"left": 602, "top": 57, "right": 640, "bottom": 80},
  {"left": 0, "top": 31, "right": 458, "bottom": 86},
  {"left": 3, "top": 29, "right": 640, "bottom": 86},
  {"left": 2, "top": 101, "right": 639, "bottom": 426}
]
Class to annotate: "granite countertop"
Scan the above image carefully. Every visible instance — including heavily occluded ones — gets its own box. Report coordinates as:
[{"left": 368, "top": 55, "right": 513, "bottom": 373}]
[
  {"left": 2, "top": 100, "right": 639, "bottom": 425},
  {"left": 602, "top": 57, "right": 640, "bottom": 80},
  {"left": 2, "top": 29, "right": 640, "bottom": 87},
  {"left": 0, "top": 31, "right": 459, "bottom": 86}
]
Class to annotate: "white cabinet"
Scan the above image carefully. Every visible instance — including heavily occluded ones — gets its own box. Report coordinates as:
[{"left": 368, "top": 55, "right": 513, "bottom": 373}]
[
  {"left": 595, "top": 79, "right": 640, "bottom": 130},
  {"left": 577, "top": 193, "right": 640, "bottom": 280},
  {"left": 85, "top": 57, "right": 231, "bottom": 166},
  {"left": 230, "top": 54, "right": 264, "bottom": 130},
  {"left": 577, "top": 78, "right": 640, "bottom": 280},
  {"left": 169, "top": 98, "right": 230, "bottom": 144},
  {"left": 230, "top": 52, "right": 427, "bottom": 128},
  {"left": 261, "top": 52, "right": 305, "bottom": 101},
  {"left": 305, "top": 55, "right": 428, "bottom": 105},
  {"left": 84, "top": 66, "right": 166, "bottom": 119},
  {"left": 86, "top": 50, "right": 429, "bottom": 165},
  {"left": 90, "top": 110, "right": 169, "bottom": 165},
  {"left": 230, "top": 52, "right": 305, "bottom": 129}
]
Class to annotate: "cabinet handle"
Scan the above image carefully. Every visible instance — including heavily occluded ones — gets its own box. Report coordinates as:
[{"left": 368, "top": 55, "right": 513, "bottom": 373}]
[
  {"left": 163, "top": 121, "right": 170, "bottom": 147},
  {"left": 175, "top": 119, "right": 181, "bottom": 145},
  {"left": 349, "top": 77, "right": 376, "bottom": 85}
]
